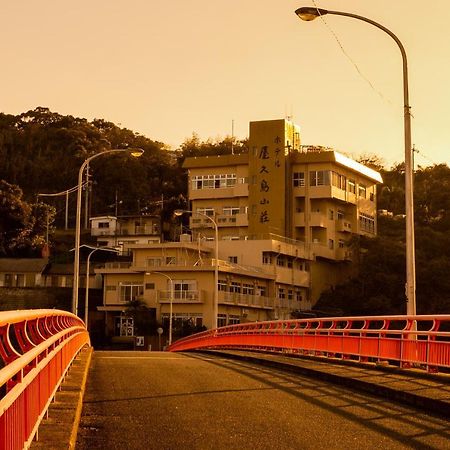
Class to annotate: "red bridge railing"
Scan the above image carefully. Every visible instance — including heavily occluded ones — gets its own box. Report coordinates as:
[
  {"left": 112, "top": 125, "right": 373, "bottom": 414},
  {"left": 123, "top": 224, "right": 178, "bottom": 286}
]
[
  {"left": 0, "top": 309, "right": 90, "bottom": 450},
  {"left": 168, "top": 315, "right": 450, "bottom": 373}
]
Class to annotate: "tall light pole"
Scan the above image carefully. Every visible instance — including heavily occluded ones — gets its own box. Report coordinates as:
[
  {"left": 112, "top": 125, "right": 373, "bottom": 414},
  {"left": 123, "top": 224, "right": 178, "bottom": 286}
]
[
  {"left": 174, "top": 209, "right": 219, "bottom": 329},
  {"left": 295, "top": 7, "right": 416, "bottom": 315},
  {"left": 145, "top": 271, "right": 174, "bottom": 346},
  {"left": 72, "top": 148, "right": 144, "bottom": 316},
  {"left": 83, "top": 245, "right": 119, "bottom": 328}
]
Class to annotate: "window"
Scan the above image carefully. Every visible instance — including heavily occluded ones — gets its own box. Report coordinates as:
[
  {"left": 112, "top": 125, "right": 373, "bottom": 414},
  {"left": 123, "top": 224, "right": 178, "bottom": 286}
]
[
  {"left": 218, "top": 314, "right": 227, "bottom": 328},
  {"left": 192, "top": 174, "right": 237, "bottom": 190},
  {"left": 218, "top": 280, "right": 228, "bottom": 291},
  {"left": 98, "top": 222, "right": 110, "bottom": 228},
  {"left": 348, "top": 179, "right": 356, "bottom": 194},
  {"left": 196, "top": 207, "right": 215, "bottom": 216},
  {"left": 278, "top": 288, "right": 286, "bottom": 299},
  {"left": 296, "top": 291, "right": 303, "bottom": 302},
  {"left": 370, "top": 191, "right": 375, "bottom": 202},
  {"left": 173, "top": 280, "right": 197, "bottom": 299},
  {"left": 262, "top": 252, "right": 272, "bottom": 264},
  {"left": 329, "top": 209, "right": 334, "bottom": 220},
  {"left": 288, "top": 290, "right": 293, "bottom": 301},
  {"left": 258, "top": 286, "right": 267, "bottom": 297},
  {"left": 242, "top": 284, "right": 254, "bottom": 295},
  {"left": 228, "top": 315, "right": 240, "bottom": 325},
  {"left": 310, "top": 170, "right": 330, "bottom": 186},
  {"left": 4, "top": 274, "right": 25, "bottom": 287},
  {"left": 337, "top": 209, "right": 345, "bottom": 220},
  {"left": 119, "top": 283, "right": 144, "bottom": 302},
  {"left": 293, "top": 172, "right": 305, "bottom": 187},
  {"left": 359, "top": 213, "right": 375, "bottom": 233},
  {"left": 276, "top": 256, "right": 285, "bottom": 267},
  {"left": 338, "top": 239, "right": 345, "bottom": 249},
  {"left": 228, "top": 256, "right": 238, "bottom": 264},
  {"left": 328, "top": 239, "right": 334, "bottom": 250},
  {"left": 331, "top": 172, "right": 347, "bottom": 190},
  {"left": 230, "top": 282, "right": 241, "bottom": 293},
  {"left": 147, "top": 258, "right": 162, "bottom": 267},
  {"left": 223, "top": 206, "right": 241, "bottom": 215},
  {"left": 165, "top": 256, "right": 176, "bottom": 265},
  {"left": 145, "top": 283, "right": 155, "bottom": 290},
  {"left": 358, "top": 184, "right": 367, "bottom": 198}
]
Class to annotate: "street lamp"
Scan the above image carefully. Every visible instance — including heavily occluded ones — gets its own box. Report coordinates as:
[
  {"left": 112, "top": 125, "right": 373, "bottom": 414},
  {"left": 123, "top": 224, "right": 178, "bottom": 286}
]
[
  {"left": 295, "top": 7, "right": 416, "bottom": 315},
  {"left": 174, "top": 209, "right": 219, "bottom": 329},
  {"left": 72, "top": 148, "right": 144, "bottom": 316},
  {"left": 83, "top": 245, "right": 119, "bottom": 328},
  {"left": 145, "top": 271, "right": 174, "bottom": 346}
]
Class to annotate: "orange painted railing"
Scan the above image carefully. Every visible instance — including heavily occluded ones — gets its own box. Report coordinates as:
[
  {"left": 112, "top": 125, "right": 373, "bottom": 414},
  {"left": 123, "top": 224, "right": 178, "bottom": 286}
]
[
  {"left": 168, "top": 315, "right": 450, "bottom": 373},
  {"left": 0, "top": 309, "right": 90, "bottom": 450}
]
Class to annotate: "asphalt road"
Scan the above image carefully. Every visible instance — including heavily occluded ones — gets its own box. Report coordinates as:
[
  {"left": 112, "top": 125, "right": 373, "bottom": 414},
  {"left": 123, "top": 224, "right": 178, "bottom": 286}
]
[{"left": 76, "top": 351, "right": 450, "bottom": 450}]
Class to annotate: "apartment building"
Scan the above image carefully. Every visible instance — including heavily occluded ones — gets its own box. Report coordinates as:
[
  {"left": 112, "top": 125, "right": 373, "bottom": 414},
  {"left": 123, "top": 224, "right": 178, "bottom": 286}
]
[{"left": 90, "top": 214, "right": 161, "bottom": 253}]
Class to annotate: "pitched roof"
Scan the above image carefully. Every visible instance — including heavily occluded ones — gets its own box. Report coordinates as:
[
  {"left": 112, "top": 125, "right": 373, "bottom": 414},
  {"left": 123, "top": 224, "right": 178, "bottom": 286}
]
[{"left": 0, "top": 258, "right": 49, "bottom": 273}]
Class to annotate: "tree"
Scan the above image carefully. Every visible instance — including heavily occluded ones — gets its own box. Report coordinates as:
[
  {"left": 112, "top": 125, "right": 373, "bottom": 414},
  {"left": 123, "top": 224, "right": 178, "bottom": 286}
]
[{"left": 0, "top": 180, "right": 55, "bottom": 256}]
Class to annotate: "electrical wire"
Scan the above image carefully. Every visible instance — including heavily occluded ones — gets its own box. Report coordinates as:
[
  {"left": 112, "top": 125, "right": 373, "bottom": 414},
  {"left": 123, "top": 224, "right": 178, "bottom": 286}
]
[{"left": 310, "top": 0, "right": 391, "bottom": 104}]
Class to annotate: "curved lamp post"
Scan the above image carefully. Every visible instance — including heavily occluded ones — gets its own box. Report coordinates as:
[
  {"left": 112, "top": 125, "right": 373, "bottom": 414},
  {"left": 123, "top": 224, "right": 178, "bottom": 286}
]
[
  {"left": 295, "top": 7, "right": 416, "bottom": 315},
  {"left": 146, "top": 271, "right": 174, "bottom": 346},
  {"left": 72, "top": 148, "right": 144, "bottom": 316},
  {"left": 84, "top": 245, "right": 119, "bottom": 328},
  {"left": 174, "top": 209, "right": 219, "bottom": 329}
]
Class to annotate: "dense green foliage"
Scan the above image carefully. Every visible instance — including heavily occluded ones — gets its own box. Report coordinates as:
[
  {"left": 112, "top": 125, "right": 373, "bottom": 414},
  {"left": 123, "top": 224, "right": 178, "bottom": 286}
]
[
  {"left": 316, "top": 163, "right": 450, "bottom": 315},
  {"left": 0, "top": 180, "right": 55, "bottom": 256},
  {"left": 0, "top": 107, "right": 186, "bottom": 223}
]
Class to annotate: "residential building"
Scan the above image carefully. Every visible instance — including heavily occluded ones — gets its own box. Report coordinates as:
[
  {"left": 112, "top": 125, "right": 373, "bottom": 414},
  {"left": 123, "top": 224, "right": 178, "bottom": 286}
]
[
  {"left": 90, "top": 214, "right": 161, "bottom": 253},
  {"left": 0, "top": 258, "right": 49, "bottom": 287}
]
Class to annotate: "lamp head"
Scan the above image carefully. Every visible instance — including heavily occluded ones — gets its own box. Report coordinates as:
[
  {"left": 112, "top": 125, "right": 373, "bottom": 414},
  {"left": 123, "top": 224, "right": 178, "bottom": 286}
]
[
  {"left": 295, "top": 7, "right": 328, "bottom": 21},
  {"left": 128, "top": 148, "right": 144, "bottom": 158},
  {"left": 174, "top": 209, "right": 185, "bottom": 217}
]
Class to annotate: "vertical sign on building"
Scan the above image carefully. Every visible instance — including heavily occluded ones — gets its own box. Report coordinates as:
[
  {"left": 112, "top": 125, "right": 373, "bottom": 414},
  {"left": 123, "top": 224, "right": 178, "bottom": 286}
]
[{"left": 248, "top": 119, "right": 289, "bottom": 237}]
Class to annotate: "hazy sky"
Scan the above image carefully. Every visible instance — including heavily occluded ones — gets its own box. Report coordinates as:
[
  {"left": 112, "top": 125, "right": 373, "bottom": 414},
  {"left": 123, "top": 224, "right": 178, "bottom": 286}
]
[{"left": 1, "top": 1, "right": 449, "bottom": 167}]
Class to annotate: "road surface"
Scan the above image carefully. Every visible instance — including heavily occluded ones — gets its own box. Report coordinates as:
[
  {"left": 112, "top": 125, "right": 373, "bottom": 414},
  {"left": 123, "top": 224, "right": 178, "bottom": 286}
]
[{"left": 77, "top": 351, "right": 450, "bottom": 449}]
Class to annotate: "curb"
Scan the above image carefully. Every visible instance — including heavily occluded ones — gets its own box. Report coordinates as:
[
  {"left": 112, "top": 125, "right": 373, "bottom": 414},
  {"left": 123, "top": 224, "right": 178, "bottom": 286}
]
[
  {"left": 68, "top": 345, "right": 93, "bottom": 449},
  {"left": 198, "top": 349, "right": 450, "bottom": 419}
]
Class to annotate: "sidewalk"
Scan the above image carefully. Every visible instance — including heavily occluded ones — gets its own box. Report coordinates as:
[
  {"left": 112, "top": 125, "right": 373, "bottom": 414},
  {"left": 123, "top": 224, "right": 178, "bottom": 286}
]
[
  {"left": 31, "top": 345, "right": 93, "bottom": 450},
  {"left": 200, "top": 349, "right": 450, "bottom": 418}
]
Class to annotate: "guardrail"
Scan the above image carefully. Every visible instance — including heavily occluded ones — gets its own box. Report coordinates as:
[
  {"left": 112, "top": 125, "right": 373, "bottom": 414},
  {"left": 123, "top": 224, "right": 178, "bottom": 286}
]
[
  {"left": 168, "top": 315, "right": 450, "bottom": 373},
  {"left": 0, "top": 309, "right": 90, "bottom": 450}
]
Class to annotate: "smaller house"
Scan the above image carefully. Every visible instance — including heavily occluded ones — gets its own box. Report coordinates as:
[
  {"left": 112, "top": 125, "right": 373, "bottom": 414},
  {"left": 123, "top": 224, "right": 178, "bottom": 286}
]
[
  {"left": 90, "top": 215, "right": 162, "bottom": 254},
  {"left": 0, "top": 258, "right": 49, "bottom": 287}
]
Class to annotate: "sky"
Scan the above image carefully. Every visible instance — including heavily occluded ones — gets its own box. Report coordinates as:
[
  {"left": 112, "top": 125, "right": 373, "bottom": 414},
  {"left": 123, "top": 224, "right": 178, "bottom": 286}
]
[{"left": 1, "top": 0, "right": 449, "bottom": 168}]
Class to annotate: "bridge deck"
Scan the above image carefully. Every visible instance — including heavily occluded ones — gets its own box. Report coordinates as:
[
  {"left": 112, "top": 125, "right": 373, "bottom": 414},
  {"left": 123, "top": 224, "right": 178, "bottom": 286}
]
[{"left": 74, "top": 351, "right": 449, "bottom": 449}]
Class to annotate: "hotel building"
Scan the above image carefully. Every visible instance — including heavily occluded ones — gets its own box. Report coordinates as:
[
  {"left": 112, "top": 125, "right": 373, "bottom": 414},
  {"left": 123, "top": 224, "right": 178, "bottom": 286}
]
[{"left": 96, "top": 119, "right": 382, "bottom": 338}]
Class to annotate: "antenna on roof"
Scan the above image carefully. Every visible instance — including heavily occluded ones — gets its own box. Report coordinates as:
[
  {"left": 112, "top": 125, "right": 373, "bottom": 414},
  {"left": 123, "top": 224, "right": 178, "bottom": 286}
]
[{"left": 231, "top": 119, "right": 235, "bottom": 155}]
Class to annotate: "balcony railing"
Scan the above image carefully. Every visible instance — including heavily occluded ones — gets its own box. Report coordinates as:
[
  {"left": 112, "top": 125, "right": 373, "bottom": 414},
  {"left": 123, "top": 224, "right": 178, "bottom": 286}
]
[
  {"left": 219, "top": 291, "right": 273, "bottom": 308},
  {"left": 158, "top": 290, "right": 203, "bottom": 303}
]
